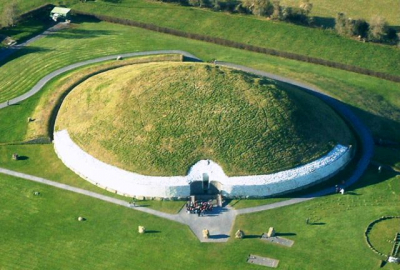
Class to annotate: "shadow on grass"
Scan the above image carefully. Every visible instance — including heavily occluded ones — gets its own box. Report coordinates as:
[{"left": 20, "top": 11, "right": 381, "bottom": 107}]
[
  {"left": 244, "top": 235, "right": 261, "bottom": 239},
  {"left": 0, "top": 46, "right": 52, "bottom": 66},
  {"left": 309, "top": 222, "right": 325, "bottom": 226},
  {"left": 275, "top": 232, "right": 297, "bottom": 236},
  {"left": 17, "top": 156, "right": 29, "bottom": 161},
  {"left": 145, "top": 230, "right": 161, "bottom": 233},
  {"left": 313, "top": 16, "right": 335, "bottom": 28},
  {"left": 43, "top": 28, "right": 115, "bottom": 40}
]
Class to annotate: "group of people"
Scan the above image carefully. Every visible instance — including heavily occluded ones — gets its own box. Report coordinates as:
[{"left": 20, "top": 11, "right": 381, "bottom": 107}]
[{"left": 186, "top": 200, "right": 213, "bottom": 216}]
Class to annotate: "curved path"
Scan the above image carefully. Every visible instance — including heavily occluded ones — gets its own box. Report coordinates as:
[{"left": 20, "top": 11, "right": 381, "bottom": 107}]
[
  {"left": 0, "top": 50, "right": 200, "bottom": 109},
  {"left": 0, "top": 50, "right": 374, "bottom": 242}
]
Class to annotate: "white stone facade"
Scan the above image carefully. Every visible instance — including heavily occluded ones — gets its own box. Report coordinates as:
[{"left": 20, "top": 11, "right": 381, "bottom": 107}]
[{"left": 54, "top": 130, "right": 352, "bottom": 198}]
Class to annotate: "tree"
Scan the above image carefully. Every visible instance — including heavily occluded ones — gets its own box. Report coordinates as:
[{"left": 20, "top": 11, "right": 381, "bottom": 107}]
[
  {"left": 242, "top": 0, "right": 272, "bottom": 16},
  {"left": 368, "top": 15, "right": 388, "bottom": 42},
  {"left": 299, "top": 0, "right": 312, "bottom": 15},
  {"left": 271, "top": 0, "right": 282, "bottom": 20},
  {"left": 1, "top": 1, "right": 19, "bottom": 28}
]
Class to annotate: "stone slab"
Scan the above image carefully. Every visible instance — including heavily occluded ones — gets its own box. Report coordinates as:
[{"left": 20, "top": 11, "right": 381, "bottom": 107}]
[
  {"left": 247, "top": 254, "right": 279, "bottom": 268},
  {"left": 261, "top": 234, "right": 294, "bottom": 247}
]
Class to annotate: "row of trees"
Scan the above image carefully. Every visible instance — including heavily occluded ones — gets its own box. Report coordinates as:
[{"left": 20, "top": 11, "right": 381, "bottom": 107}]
[
  {"left": 335, "top": 13, "right": 398, "bottom": 44},
  {"left": 157, "top": 0, "right": 315, "bottom": 25}
]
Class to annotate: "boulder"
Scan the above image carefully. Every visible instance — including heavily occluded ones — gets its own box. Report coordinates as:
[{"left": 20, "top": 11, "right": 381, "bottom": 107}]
[
  {"left": 202, "top": 229, "right": 209, "bottom": 239},
  {"left": 235, "top": 229, "right": 245, "bottom": 239},
  {"left": 267, "top": 227, "right": 275, "bottom": 237},
  {"left": 138, "top": 226, "right": 146, "bottom": 234}
]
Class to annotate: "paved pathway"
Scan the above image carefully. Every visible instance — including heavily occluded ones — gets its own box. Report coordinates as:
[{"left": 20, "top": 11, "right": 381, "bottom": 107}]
[{"left": 0, "top": 47, "right": 374, "bottom": 242}]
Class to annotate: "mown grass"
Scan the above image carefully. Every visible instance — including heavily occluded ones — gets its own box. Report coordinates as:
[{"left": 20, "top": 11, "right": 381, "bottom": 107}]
[
  {"left": 56, "top": 62, "right": 352, "bottom": 176},
  {"left": 0, "top": 144, "right": 184, "bottom": 213},
  {"left": 0, "top": 166, "right": 399, "bottom": 269},
  {"left": 0, "top": 20, "right": 399, "bottom": 144},
  {"left": 234, "top": 167, "right": 400, "bottom": 269},
  {"left": 70, "top": 1, "right": 400, "bottom": 76}
]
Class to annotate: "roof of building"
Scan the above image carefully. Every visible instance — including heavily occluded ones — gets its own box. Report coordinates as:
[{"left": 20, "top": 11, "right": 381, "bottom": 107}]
[{"left": 50, "top": 7, "right": 71, "bottom": 15}]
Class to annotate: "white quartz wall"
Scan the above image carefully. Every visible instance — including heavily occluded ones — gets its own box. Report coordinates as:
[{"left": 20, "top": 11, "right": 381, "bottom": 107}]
[{"left": 54, "top": 130, "right": 352, "bottom": 198}]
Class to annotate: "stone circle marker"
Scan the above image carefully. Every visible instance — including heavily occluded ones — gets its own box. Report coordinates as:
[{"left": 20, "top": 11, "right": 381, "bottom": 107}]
[
  {"left": 267, "top": 227, "right": 275, "bottom": 237},
  {"left": 12, "top": 153, "right": 19, "bottom": 160},
  {"left": 247, "top": 254, "right": 279, "bottom": 268},
  {"left": 78, "top": 216, "right": 85, "bottom": 221},
  {"left": 138, "top": 226, "right": 146, "bottom": 234},
  {"left": 202, "top": 229, "right": 209, "bottom": 239},
  {"left": 235, "top": 229, "right": 244, "bottom": 239}
]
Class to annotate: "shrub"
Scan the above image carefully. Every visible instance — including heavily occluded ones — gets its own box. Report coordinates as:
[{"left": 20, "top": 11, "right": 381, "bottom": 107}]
[{"left": 368, "top": 15, "right": 388, "bottom": 42}]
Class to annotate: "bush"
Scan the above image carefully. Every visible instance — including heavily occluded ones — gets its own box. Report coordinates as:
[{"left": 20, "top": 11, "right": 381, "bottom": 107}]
[{"left": 368, "top": 15, "right": 388, "bottom": 42}]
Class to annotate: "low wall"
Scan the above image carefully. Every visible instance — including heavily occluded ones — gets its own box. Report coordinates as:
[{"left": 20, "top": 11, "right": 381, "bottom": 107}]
[{"left": 54, "top": 130, "right": 352, "bottom": 199}]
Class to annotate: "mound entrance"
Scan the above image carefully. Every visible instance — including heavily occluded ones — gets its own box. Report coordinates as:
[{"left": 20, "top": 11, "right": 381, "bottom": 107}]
[{"left": 56, "top": 62, "right": 353, "bottom": 176}]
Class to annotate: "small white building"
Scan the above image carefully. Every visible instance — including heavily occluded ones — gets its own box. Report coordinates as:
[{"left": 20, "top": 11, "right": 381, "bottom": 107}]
[{"left": 50, "top": 7, "right": 71, "bottom": 22}]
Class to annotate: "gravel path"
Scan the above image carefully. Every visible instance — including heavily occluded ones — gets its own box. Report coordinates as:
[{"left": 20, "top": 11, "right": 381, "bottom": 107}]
[{"left": 0, "top": 47, "right": 373, "bottom": 241}]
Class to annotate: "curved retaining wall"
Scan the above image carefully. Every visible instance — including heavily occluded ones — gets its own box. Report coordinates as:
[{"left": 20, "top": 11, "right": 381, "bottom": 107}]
[{"left": 54, "top": 130, "right": 352, "bottom": 198}]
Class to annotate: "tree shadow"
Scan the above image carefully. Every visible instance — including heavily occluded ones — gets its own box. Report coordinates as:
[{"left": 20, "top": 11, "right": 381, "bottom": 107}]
[
  {"left": 313, "top": 16, "right": 335, "bottom": 29},
  {"left": 0, "top": 46, "right": 52, "bottom": 66},
  {"left": 43, "top": 28, "right": 115, "bottom": 40}
]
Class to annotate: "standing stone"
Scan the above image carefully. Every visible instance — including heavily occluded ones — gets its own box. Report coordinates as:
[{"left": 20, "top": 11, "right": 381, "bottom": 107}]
[
  {"left": 267, "top": 227, "right": 275, "bottom": 237},
  {"left": 138, "top": 226, "right": 146, "bottom": 234},
  {"left": 12, "top": 153, "right": 19, "bottom": 160},
  {"left": 235, "top": 229, "right": 245, "bottom": 239},
  {"left": 202, "top": 229, "right": 209, "bottom": 239}
]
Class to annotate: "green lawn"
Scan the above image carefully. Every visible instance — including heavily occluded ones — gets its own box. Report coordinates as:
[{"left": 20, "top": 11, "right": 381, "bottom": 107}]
[
  {"left": 281, "top": 0, "right": 400, "bottom": 26},
  {"left": 70, "top": 1, "right": 400, "bottom": 76},
  {"left": 0, "top": 166, "right": 399, "bottom": 269},
  {"left": 369, "top": 217, "right": 400, "bottom": 256},
  {"left": 234, "top": 168, "right": 400, "bottom": 269},
  {"left": 0, "top": 144, "right": 184, "bottom": 213}
]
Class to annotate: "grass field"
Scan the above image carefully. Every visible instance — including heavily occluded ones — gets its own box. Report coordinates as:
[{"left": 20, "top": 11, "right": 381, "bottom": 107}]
[
  {"left": 0, "top": 167, "right": 399, "bottom": 269},
  {"left": 56, "top": 62, "right": 351, "bottom": 176},
  {"left": 281, "top": 0, "right": 400, "bottom": 26},
  {"left": 0, "top": 144, "right": 184, "bottom": 214},
  {"left": 70, "top": 1, "right": 400, "bottom": 76}
]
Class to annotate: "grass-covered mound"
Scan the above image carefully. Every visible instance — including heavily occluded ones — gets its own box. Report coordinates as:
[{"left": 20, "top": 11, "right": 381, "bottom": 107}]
[{"left": 56, "top": 62, "right": 352, "bottom": 176}]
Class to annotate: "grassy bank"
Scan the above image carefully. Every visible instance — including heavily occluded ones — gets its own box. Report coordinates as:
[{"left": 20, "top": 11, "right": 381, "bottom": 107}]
[{"left": 70, "top": 1, "right": 400, "bottom": 76}]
